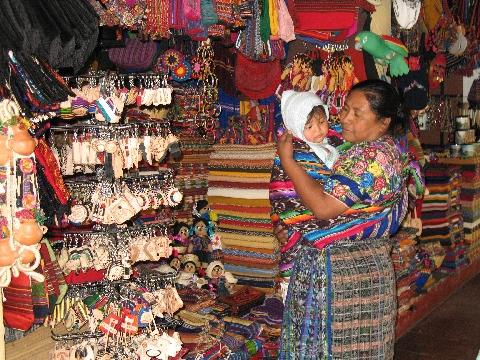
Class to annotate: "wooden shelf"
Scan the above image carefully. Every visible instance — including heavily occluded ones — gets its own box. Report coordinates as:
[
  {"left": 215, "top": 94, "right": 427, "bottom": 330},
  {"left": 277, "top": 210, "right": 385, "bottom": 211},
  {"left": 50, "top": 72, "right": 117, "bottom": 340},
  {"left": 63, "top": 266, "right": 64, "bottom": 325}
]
[
  {"left": 436, "top": 157, "right": 480, "bottom": 165},
  {"left": 395, "top": 258, "right": 480, "bottom": 339}
]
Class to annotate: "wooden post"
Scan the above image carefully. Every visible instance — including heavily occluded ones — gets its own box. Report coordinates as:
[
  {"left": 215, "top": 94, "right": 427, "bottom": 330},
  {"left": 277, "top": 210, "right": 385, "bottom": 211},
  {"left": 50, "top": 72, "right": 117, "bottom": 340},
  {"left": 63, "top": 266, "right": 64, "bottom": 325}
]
[{"left": 0, "top": 289, "right": 5, "bottom": 360}]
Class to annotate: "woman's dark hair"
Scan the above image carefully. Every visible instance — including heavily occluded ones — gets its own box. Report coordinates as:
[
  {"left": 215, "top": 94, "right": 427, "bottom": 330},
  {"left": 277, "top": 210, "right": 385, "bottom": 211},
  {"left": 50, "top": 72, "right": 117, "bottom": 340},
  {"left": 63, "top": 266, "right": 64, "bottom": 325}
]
[{"left": 349, "top": 79, "right": 407, "bottom": 138}]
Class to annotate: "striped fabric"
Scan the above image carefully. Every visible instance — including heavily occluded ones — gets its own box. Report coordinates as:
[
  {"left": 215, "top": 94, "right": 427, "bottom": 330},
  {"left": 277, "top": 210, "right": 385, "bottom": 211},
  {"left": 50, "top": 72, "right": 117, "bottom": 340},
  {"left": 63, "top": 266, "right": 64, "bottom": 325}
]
[
  {"left": 269, "top": 138, "right": 332, "bottom": 274},
  {"left": 207, "top": 144, "right": 279, "bottom": 289},
  {"left": 280, "top": 238, "right": 396, "bottom": 360}
]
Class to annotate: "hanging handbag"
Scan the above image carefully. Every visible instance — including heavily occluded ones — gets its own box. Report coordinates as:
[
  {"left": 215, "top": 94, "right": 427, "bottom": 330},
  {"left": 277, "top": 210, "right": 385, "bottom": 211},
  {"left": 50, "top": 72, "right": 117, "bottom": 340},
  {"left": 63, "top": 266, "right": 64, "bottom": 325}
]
[
  {"left": 108, "top": 37, "right": 158, "bottom": 72},
  {"left": 235, "top": 52, "right": 281, "bottom": 100},
  {"left": 467, "top": 78, "right": 480, "bottom": 108},
  {"left": 288, "top": 0, "right": 375, "bottom": 42}
]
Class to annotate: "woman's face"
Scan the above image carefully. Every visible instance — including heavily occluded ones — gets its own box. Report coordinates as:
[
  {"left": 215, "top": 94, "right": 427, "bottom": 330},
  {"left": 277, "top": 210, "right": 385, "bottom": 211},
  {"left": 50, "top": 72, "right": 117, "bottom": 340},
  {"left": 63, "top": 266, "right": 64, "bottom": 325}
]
[{"left": 339, "top": 90, "right": 390, "bottom": 143}]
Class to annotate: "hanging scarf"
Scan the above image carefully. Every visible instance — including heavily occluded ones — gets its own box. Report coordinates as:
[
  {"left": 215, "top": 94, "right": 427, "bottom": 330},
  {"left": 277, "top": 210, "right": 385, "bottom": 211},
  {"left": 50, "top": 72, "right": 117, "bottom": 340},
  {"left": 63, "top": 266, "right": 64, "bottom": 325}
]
[{"left": 34, "top": 138, "right": 70, "bottom": 204}]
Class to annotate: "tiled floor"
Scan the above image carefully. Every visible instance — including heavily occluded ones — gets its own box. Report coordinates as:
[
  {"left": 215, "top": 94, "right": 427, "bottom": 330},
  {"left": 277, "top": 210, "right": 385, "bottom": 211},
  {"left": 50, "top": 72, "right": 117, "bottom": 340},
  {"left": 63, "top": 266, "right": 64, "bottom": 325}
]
[{"left": 394, "top": 273, "right": 480, "bottom": 360}]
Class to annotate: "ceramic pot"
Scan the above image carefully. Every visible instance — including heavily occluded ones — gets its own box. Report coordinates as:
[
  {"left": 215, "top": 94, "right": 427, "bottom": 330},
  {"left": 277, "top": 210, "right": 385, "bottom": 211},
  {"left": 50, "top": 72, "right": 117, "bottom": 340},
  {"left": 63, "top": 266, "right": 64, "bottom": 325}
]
[
  {"left": 8, "top": 124, "right": 37, "bottom": 156},
  {"left": 13, "top": 219, "right": 47, "bottom": 245},
  {"left": 0, "top": 239, "right": 18, "bottom": 267}
]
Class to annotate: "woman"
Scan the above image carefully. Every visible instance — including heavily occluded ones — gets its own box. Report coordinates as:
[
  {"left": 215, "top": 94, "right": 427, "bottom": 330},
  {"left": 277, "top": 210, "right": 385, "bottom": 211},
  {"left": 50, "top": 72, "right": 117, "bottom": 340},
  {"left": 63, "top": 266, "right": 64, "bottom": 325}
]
[{"left": 276, "top": 79, "right": 408, "bottom": 359}]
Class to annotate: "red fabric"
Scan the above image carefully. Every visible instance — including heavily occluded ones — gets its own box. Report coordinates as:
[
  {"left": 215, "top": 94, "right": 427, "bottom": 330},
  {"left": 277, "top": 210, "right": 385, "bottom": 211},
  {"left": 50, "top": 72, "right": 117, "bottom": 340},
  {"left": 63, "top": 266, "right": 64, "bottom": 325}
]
[
  {"left": 235, "top": 52, "right": 281, "bottom": 100},
  {"left": 289, "top": 0, "right": 375, "bottom": 41},
  {"left": 34, "top": 139, "right": 70, "bottom": 204},
  {"left": 64, "top": 269, "right": 106, "bottom": 284},
  {"left": 3, "top": 272, "right": 34, "bottom": 331}
]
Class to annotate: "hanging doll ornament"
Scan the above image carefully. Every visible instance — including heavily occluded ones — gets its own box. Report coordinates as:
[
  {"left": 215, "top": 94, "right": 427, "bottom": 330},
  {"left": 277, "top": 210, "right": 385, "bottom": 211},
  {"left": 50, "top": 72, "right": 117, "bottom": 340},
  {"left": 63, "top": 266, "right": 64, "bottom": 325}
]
[
  {"left": 355, "top": 31, "right": 410, "bottom": 77},
  {"left": 275, "top": 54, "right": 313, "bottom": 98},
  {"left": 170, "top": 221, "right": 190, "bottom": 254}
]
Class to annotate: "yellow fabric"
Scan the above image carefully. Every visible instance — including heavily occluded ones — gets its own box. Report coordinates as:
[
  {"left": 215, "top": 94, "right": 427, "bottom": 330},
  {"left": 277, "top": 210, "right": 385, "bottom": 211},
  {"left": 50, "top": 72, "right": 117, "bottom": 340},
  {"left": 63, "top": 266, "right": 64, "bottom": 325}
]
[
  {"left": 422, "top": 0, "right": 443, "bottom": 31},
  {"left": 370, "top": 0, "right": 391, "bottom": 36},
  {"left": 269, "top": 0, "right": 279, "bottom": 37},
  {"left": 208, "top": 170, "right": 271, "bottom": 179},
  {"left": 221, "top": 237, "right": 278, "bottom": 250},
  {"left": 216, "top": 209, "right": 272, "bottom": 219}
]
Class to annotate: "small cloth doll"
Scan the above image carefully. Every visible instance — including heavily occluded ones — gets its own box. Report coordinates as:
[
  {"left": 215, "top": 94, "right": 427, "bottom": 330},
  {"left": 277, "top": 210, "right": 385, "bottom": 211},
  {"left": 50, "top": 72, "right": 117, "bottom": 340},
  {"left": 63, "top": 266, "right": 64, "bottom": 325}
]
[
  {"left": 217, "top": 271, "right": 238, "bottom": 297},
  {"left": 205, "top": 261, "right": 237, "bottom": 295},
  {"left": 207, "top": 214, "right": 223, "bottom": 261},
  {"left": 169, "top": 257, "right": 181, "bottom": 271},
  {"left": 187, "top": 218, "right": 212, "bottom": 267},
  {"left": 170, "top": 221, "right": 190, "bottom": 254},
  {"left": 176, "top": 254, "right": 201, "bottom": 287},
  {"left": 192, "top": 199, "right": 211, "bottom": 220}
]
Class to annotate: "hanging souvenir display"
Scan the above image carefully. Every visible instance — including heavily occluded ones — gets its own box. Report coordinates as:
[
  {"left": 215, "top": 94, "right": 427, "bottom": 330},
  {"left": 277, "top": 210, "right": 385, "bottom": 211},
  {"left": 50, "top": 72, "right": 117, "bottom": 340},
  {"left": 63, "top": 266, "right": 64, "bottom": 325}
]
[{"left": 0, "top": 99, "right": 45, "bottom": 288}]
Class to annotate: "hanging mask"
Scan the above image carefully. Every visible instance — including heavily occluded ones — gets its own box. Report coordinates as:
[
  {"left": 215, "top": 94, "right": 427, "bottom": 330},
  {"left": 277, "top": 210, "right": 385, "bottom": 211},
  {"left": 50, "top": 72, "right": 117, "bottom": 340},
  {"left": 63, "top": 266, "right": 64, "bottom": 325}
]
[{"left": 428, "top": 53, "right": 446, "bottom": 90}]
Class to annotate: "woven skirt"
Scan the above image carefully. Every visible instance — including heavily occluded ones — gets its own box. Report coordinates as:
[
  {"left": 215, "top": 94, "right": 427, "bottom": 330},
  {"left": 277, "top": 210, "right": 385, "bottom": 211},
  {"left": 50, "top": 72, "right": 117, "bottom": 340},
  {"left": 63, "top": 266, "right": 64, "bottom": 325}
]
[{"left": 279, "top": 238, "right": 396, "bottom": 360}]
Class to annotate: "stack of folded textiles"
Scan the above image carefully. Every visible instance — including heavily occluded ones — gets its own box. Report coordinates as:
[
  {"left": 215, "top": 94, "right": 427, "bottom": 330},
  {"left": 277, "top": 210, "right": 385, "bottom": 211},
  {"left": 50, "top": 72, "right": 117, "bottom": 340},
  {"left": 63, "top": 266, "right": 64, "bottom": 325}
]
[
  {"left": 420, "top": 164, "right": 467, "bottom": 272},
  {"left": 207, "top": 144, "right": 279, "bottom": 290},
  {"left": 391, "top": 229, "right": 421, "bottom": 315},
  {"left": 458, "top": 164, "right": 480, "bottom": 262},
  {"left": 169, "top": 138, "right": 213, "bottom": 221}
]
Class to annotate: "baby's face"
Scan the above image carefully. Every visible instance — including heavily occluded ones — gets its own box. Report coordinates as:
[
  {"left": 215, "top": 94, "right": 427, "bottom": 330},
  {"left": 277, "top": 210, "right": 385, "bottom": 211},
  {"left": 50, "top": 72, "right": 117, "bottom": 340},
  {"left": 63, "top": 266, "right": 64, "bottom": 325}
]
[{"left": 303, "top": 113, "right": 328, "bottom": 143}]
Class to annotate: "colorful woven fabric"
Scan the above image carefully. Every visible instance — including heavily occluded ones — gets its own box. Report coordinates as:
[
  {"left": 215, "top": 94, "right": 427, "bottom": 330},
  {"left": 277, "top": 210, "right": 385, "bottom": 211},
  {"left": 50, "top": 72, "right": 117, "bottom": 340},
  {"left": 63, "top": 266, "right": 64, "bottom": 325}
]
[
  {"left": 274, "top": 136, "right": 408, "bottom": 275},
  {"left": 270, "top": 135, "right": 343, "bottom": 273},
  {"left": 280, "top": 238, "right": 396, "bottom": 360}
]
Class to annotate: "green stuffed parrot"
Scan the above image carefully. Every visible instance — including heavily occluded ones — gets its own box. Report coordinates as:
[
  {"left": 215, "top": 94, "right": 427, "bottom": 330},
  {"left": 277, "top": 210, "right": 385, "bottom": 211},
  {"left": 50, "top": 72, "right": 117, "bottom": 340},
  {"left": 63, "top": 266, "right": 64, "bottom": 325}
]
[{"left": 355, "top": 31, "right": 409, "bottom": 77}]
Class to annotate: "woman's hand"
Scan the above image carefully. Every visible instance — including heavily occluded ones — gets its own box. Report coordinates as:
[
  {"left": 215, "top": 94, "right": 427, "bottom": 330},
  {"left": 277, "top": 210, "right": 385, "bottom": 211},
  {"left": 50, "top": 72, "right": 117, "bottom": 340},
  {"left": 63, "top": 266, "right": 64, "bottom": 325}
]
[
  {"left": 274, "top": 224, "right": 289, "bottom": 246},
  {"left": 277, "top": 131, "right": 294, "bottom": 163}
]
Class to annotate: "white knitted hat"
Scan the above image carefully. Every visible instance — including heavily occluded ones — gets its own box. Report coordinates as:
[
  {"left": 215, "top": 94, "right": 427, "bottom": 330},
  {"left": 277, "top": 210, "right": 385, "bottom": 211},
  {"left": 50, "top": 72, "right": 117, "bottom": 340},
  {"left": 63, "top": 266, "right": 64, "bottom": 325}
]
[{"left": 280, "top": 90, "right": 338, "bottom": 168}]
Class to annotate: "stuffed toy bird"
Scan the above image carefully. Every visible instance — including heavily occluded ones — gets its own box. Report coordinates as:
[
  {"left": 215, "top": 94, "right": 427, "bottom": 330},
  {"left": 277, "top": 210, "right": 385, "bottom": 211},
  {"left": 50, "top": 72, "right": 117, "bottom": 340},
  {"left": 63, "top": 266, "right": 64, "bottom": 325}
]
[{"left": 355, "top": 31, "right": 409, "bottom": 77}]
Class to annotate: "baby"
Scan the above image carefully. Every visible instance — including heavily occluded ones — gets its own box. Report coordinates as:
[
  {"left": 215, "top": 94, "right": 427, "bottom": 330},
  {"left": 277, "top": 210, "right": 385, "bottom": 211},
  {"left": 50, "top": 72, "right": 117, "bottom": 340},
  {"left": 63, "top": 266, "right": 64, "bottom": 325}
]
[{"left": 270, "top": 90, "right": 344, "bottom": 276}]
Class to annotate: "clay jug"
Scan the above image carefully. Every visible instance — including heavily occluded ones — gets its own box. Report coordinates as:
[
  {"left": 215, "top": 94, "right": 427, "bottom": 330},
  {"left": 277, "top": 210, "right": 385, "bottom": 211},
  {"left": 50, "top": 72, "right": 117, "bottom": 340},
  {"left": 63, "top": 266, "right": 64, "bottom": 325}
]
[
  {"left": 0, "top": 239, "right": 18, "bottom": 267},
  {"left": 8, "top": 124, "right": 37, "bottom": 156},
  {"left": 0, "top": 134, "right": 11, "bottom": 165},
  {"left": 13, "top": 219, "right": 47, "bottom": 245}
]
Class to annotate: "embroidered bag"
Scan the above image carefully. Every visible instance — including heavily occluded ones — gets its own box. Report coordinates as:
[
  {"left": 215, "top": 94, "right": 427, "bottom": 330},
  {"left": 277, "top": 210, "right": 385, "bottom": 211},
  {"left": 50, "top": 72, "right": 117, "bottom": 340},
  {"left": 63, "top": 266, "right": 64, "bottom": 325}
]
[
  {"left": 235, "top": 52, "right": 281, "bottom": 100},
  {"left": 288, "top": 0, "right": 375, "bottom": 42},
  {"left": 108, "top": 37, "right": 158, "bottom": 72}
]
